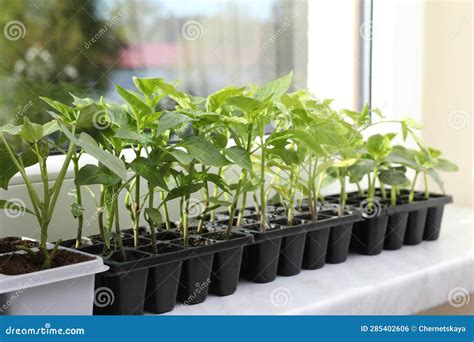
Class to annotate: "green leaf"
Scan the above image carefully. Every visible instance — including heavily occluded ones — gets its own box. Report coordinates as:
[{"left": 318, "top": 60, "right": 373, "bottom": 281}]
[
  {"left": 253, "top": 72, "right": 293, "bottom": 100},
  {"left": 386, "top": 145, "right": 418, "bottom": 168},
  {"left": 156, "top": 111, "right": 191, "bottom": 136},
  {"left": 75, "top": 164, "right": 122, "bottom": 186},
  {"left": 166, "top": 148, "right": 193, "bottom": 165},
  {"left": 0, "top": 200, "right": 34, "bottom": 215},
  {"left": 208, "top": 197, "right": 231, "bottom": 207},
  {"left": 116, "top": 84, "right": 152, "bottom": 123},
  {"left": 226, "top": 96, "right": 264, "bottom": 114},
  {"left": 226, "top": 146, "right": 252, "bottom": 172},
  {"left": 332, "top": 158, "right": 358, "bottom": 168},
  {"left": 114, "top": 129, "right": 152, "bottom": 144},
  {"left": 0, "top": 146, "right": 37, "bottom": 190},
  {"left": 427, "top": 169, "right": 445, "bottom": 193},
  {"left": 197, "top": 173, "right": 230, "bottom": 193},
  {"left": 183, "top": 137, "right": 229, "bottom": 167},
  {"left": 21, "top": 118, "right": 43, "bottom": 143},
  {"left": 153, "top": 80, "right": 192, "bottom": 108},
  {"left": 366, "top": 134, "right": 392, "bottom": 161},
  {"left": 58, "top": 123, "right": 127, "bottom": 181},
  {"left": 42, "top": 121, "right": 59, "bottom": 137},
  {"left": 165, "top": 183, "right": 205, "bottom": 201},
  {"left": 145, "top": 208, "right": 163, "bottom": 225},
  {"left": 75, "top": 103, "right": 104, "bottom": 131},
  {"left": 206, "top": 86, "right": 246, "bottom": 111},
  {"left": 133, "top": 77, "right": 163, "bottom": 99},
  {"left": 378, "top": 169, "right": 409, "bottom": 186},
  {"left": 347, "top": 159, "right": 376, "bottom": 180},
  {"left": 130, "top": 157, "right": 168, "bottom": 190},
  {"left": 0, "top": 125, "right": 22, "bottom": 135},
  {"left": 70, "top": 93, "right": 95, "bottom": 107},
  {"left": 434, "top": 158, "right": 458, "bottom": 172},
  {"left": 40, "top": 96, "right": 75, "bottom": 121}
]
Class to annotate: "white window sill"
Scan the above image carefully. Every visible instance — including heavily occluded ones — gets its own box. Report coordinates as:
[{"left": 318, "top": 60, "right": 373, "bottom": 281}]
[{"left": 161, "top": 206, "right": 473, "bottom": 315}]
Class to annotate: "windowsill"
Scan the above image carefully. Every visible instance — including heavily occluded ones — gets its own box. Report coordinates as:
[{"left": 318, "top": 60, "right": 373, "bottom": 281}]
[{"left": 161, "top": 206, "right": 473, "bottom": 315}]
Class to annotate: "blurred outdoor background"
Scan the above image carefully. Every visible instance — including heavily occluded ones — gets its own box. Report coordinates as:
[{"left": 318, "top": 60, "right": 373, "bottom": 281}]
[{"left": 0, "top": 0, "right": 471, "bottom": 206}]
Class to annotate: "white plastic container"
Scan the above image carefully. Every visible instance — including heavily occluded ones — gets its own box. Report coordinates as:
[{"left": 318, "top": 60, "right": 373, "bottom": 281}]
[{"left": 0, "top": 238, "right": 108, "bottom": 315}]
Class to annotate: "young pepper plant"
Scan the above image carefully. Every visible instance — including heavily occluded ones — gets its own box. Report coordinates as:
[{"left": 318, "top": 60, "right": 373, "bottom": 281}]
[
  {"left": 387, "top": 145, "right": 458, "bottom": 202},
  {"left": 0, "top": 117, "right": 73, "bottom": 268},
  {"left": 223, "top": 73, "right": 293, "bottom": 232}
]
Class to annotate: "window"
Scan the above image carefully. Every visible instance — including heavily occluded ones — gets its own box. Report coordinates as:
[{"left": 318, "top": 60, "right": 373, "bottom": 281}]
[
  {"left": 0, "top": 0, "right": 307, "bottom": 122},
  {"left": 0, "top": 0, "right": 366, "bottom": 149}
]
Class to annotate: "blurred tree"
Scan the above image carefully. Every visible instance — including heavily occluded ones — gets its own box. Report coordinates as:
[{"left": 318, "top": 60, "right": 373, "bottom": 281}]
[{"left": 0, "top": 0, "right": 121, "bottom": 130}]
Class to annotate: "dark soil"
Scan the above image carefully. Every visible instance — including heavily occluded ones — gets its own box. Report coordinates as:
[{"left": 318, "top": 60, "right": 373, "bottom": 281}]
[
  {"left": 0, "top": 237, "right": 39, "bottom": 254},
  {"left": 121, "top": 237, "right": 151, "bottom": 248},
  {"left": 206, "top": 231, "right": 241, "bottom": 241},
  {"left": 270, "top": 218, "right": 303, "bottom": 227},
  {"left": 138, "top": 243, "right": 183, "bottom": 255},
  {"left": 294, "top": 213, "right": 332, "bottom": 222},
  {"left": 0, "top": 250, "right": 94, "bottom": 275},
  {"left": 217, "top": 217, "right": 257, "bottom": 227},
  {"left": 154, "top": 231, "right": 181, "bottom": 241},
  {"left": 244, "top": 223, "right": 280, "bottom": 232},
  {"left": 122, "top": 226, "right": 149, "bottom": 236},
  {"left": 174, "top": 237, "right": 213, "bottom": 248},
  {"left": 108, "top": 249, "right": 149, "bottom": 263},
  {"left": 77, "top": 244, "right": 104, "bottom": 256}
]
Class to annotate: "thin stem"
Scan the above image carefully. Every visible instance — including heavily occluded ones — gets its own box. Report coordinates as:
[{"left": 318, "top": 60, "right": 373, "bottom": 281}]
[
  {"left": 133, "top": 175, "right": 140, "bottom": 247},
  {"left": 0, "top": 136, "right": 42, "bottom": 220},
  {"left": 391, "top": 185, "right": 397, "bottom": 207},
  {"left": 41, "top": 239, "right": 62, "bottom": 270},
  {"left": 73, "top": 151, "right": 83, "bottom": 248},
  {"left": 314, "top": 172, "right": 325, "bottom": 221},
  {"left": 409, "top": 171, "right": 420, "bottom": 203},
  {"left": 259, "top": 129, "right": 266, "bottom": 231},
  {"left": 368, "top": 166, "right": 378, "bottom": 210},
  {"left": 148, "top": 183, "right": 157, "bottom": 254},
  {"left": 47, "top": 142, "right": 75, "bottom": 219},
  {"left": 380, "top": 181, "right": 387, "bottom": 200},
  {"left": 182, "top": 163, "right": 195, "bottom": 246},
  {"left": 114, "top": 197, "right": 126, "bottom": 260},
  {"left": 98, "top": 185, "right": 105, "bottom": 240},
  {"left": 210, "top": 167, "right": 222, "bottom": 223},
  {"left": 197, "top": 165, "right": 209, "bottom": 234},
  {"left": 308, "top": 158, "right": 316, "bottom": 221},
  {"left": 161, "top": 192, "right": 171, "bottom": 230},
  {"left": 338, "top": 168, "right": 347, "bottom": 217}
]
